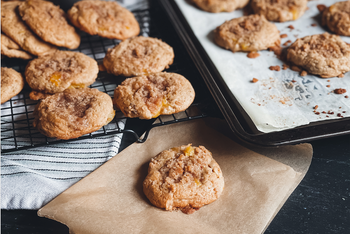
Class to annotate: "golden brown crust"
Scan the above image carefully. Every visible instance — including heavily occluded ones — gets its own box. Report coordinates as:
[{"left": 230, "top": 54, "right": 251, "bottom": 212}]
[
  {"left": 67, "top": 0, "right": 140, "bottom": 40},
  {"left": 33, "top": 88, "right": 115, "bottom": 140},
  {"left": 113, "top": 72, "right": 195, "bottom": 119},
  {"left": 214, "top": 14, "right": 280, "bottom": 52},
  {"left": 25, "top": 50, "right": 98, "bottom": 99},
  {"left": 18, "top": 0, "right": 80, "bottom": 49},
  {"left": 1, "top": 1, "right": 57, "bottom": 56},
  {"left": 1, "top": 33, "right": 33, "bottom": 60},
  {"left": 322, "top": 1, "right": 350, "bottom": 36},
  {"left": 1, "top": 67, "right": 25, "bottom": 104},
  {"left": 286, "top": 33, "right": 350, "bottom": 78},
  {"left": 251, "top": 0, "right": 308, "bottom": 22},
  {"left": 143, "top": 144, "right": 224, "bottom": 213},
  {"left": 191, "top": 0, "right": 249, "bottom": 13},
  {"left": 103, "top": 36, "right": 174, "bottom": 77}
]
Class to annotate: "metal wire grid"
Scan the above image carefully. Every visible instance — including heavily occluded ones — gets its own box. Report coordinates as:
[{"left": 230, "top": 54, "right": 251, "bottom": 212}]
[{"left": 1, "top": 9, "right": 208, "bottom": 153}]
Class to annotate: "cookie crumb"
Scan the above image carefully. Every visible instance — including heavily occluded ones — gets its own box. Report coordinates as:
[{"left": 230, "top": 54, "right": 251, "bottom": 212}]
[
  {"left": 337, "top": 113, "right": 343, "bottom": 117},
  {"left": 326, "top": 85, "right": 331, "bottom": 87},
  {"left": 247, "top": 51, "right": 260, "bottom": 58},
  {"left": 269, "top": 65, "right": 280, "bottom": 71},
  {"left": 345, "top": 95, "right": 349, "bottom": 98},
  {"left": 291, "top": 80, "right": 296, "bottom": 83},
  {"left": 283, "top": 40, "right": 292, "bottom": 46},
  {"left": 322, "top": 111, "right": 326, "bottom": 114},
  {"left": 311, "top": 23, "right": 317, "bottom": 27},
  {"left": 317, "top": 4, "right": 327, "bottom": 12},
  {"left": 328, "top": 111, "right": 334, "bottom": 115},
  {"left": 315, "top": 112, "right": 320, "bottom": 115},
  {"left": 282, "top": 64, "right": 289, "bottom": 70},
  {"left": 251, "top": 78, "right": 259, "bottom": 83},
  {"left": 327, "top": 80, "right": 331, "bottom": 82},
  {"left": 314, "top": 105, "right": 319, "bottom": 110},
  {"left": 280, "top": 34, "right": 288, "bottom": 38},
  {"left": 288, "top": 25, "right": 295, "bottom": 30},
  {"left": 300, "top": 70, "right": 307, "bottom": 76},
  {"left": 334, "top": 88, "right": 347, "bottom": 94},
  {"left": 338, "top": 74, "right": 345, "bottom": 78}
]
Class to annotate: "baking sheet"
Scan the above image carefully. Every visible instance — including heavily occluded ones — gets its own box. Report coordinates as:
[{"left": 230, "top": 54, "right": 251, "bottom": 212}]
[{"left": 174, "top": 0, "right": 350, "bottom": 133}]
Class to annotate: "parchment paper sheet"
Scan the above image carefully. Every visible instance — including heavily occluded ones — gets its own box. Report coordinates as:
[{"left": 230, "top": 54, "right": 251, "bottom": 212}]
[
  {"left": 175, "top": 0, "right": 350, "bottom": 133},
  {"left": 38, "top": 118, "right": 312, "bottom": 234}
]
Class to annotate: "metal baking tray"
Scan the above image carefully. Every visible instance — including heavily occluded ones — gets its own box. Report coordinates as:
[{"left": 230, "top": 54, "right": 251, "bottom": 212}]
[{"left": 159, "top": 0, "right": 350, "bottom": 147}]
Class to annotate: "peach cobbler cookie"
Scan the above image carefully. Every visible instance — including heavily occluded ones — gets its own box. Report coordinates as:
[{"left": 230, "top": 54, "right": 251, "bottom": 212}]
[
  {"left": 67, "top": 0, "right": 140, "bottom": 40},
  {"left": 214, "top": 14, "right": 280, "bottom": 52},
  {"left": 33, "top": 88, "right": 115, "bottom": 140},
  {"left": 143, "top": 144, "right": 224, "bottom": 214},
  {"left": 1, "top": 67, "right": 25, "bottom": 104},
  {"left": 1, "top": 34, "right": 33, "bottom": 60},
  {"left": 25, "top": 50, "right": 98, "bottom": 100},
  {"left": 18, "top": 0, "right": 80, "bottom": 49},
  {"left": 322, "top": 1, "right": 350, "bottom": 36},
  {"left": 113, "top": 72, "right": 195, "bottom": 119},
  {"left": 103, "top": 36, "right": 174, "bottom": 77},
  {"left": 286, "top": 33, "right": 350, "bottom": 78},
  {"left": 191, "top": 0, "right": 249, "bottom": 13},
  {"left": 251, "top": 0, "right": 308, "bottom": 22}
]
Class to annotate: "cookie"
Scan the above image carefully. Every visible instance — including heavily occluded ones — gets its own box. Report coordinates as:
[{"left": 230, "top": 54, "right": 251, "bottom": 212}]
[
  {"left": 25, "top": 50, "right": 99, "bottom": 100},
  {"left": 1, "top": 1, "right": 57, "bottom": 56},
  {"left": 1, "top": 67, "right": 25, "bottom": 104},
  {"left": 67, "top": 0, "right": 140, "bottom": 40},
  {"left": 103, "top": 36, "right": 174, "bottom": 77},
  {"left": 1, "top": 33, "right": 33, "bottom": 60},
  {"left": 143, "top": 144, "right": 224, "bottom": 214},
  {"left": 33, "top": 88, "right": 115, "bottom": 140},
  {"left": 251, "top": 0, "right": 308, "bottom": 22},
  {"left": 18, "top": 0, "right": 80, "bottom": 49},
  {"left": 191, "top": 0, "right": 249, "bottom": 13},
  {"left": 113, "top": 72, "right": 195, "bottom": 119},
  {"left": 214, "top": 14, "right": 280, "bottom": 52},
  {"left": 322, "top": 1, "right": 350, "bottom": 36},
  {"left": 286, "top": 33, "right": 350, "bottom": 78}
]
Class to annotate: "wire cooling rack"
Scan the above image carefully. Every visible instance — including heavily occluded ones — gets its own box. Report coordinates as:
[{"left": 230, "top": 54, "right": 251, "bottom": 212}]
[{"left": 1, "top": 8, "right": 212, "bottom": 153}]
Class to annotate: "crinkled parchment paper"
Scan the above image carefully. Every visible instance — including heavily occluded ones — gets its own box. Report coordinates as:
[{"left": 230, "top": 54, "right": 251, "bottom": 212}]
[
  {"left": 38, "top": 118, "right": 312, "bottom": 234},
  {"left": 175, "top": 0, "right": 350, "bottom": 133}
]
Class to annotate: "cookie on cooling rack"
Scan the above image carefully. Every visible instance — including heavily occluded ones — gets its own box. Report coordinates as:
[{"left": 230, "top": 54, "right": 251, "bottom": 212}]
[
  {"left": 214, "top": 14, "right": 280, "bottom": 52},
  {"left": 1, "top": 67, "right": 25, "bottom": 104},
  {"left": 67, "top": 0, "right": 140, "bottom": 40},
  {"left": 25, "top": 50, "right": 98, "bottom": 100},
  {"left": 1, "top": 1, "right": 57, "bottom": 56},
  {"left": 33, "top": 88, "right": 115, "bottom": 140},
  {"left": 113, "top": 72, "right": 195, "bottom": 119},
  {"left": 18, "top": 0, "right": 80, "bottom": 49},
  {"left": 1, "top": 33, "right": 33, "bottom": 60},
  {"left": 191, "top": 0, "right": 249, "bottom": 13},
  {"left": 322, "top": 1, "right": 350, "bottom": 36},
  {"left": 143, "top": 144, "right": 224, "bottom": 214},
  {"left": 286, "top": 33, "right": 350, "bottom": 78},
  {"left": 103, "top": 36, "right": 174, "bottom": 77},
  {"left": 251, "top": 0, "right": 308, "bottom": 22}
]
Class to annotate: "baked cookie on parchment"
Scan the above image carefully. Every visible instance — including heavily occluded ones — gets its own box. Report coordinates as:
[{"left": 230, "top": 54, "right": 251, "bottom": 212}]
[
  {"left": 103, "top": 36, "right": 174, "bottom": 77},
  {"left": 67, "top": 0, "right": 140, "bottom": 40},
  {"left": 25, "top": 50, "right": 98, "bottom": 100},
  {"left": 322, "top": 1, "right": 350, "bottom": 36},
  {"left": 1, "top": 33, "right": 33, "bottom": 60},
  {"left": 143, "top": 144, "right": 224, "bottom": 214},
  {"left": 214, "top": 14, "right": 280, "bottom": 52},
  {"left": 191, "top": 0, "right": 249, "bottom": 13},
  {"left": 33, "top": 88, "right": 115, "bottom": 140},
  {"left": 18, "top": 0, "right": 80, "bottom": 49},
  {"left": 1, "top": 1, "right": 57, "bottom": 56},
  {"left": 113, "top": 72, "right": 195, "bottom": 119},
  {"left": 251, "top": 0, "right": 308, "bottom": 22},
  {"left": 1, "top": 67, "right": 25, "bottom": 104},
  {"left": 286, "top": 33, "right": 350, "bottom": 78}
]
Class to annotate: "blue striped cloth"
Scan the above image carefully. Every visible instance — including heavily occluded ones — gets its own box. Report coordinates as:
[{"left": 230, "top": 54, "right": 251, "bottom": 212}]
[{"left": 1, "top": 0, "right": 149, "bottom": 210}]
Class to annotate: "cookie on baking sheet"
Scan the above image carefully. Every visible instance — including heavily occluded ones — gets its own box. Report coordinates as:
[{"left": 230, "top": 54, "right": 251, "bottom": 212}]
[
  {"left": 322, "top": 1, "right": 350, "bottom": 36},
  {"left": 1, "top": 1, "right": 57, "bottom": 56},
  {"left": 286, "top": 33, "right": 350, "bottom": 78},
  {"left": 143, "top": 144, "right": 224, "bottom": 214},
  {"left": 113, "top": 72, "right": 195, "bottom": 119},
  {"left": 214, "top": 14, "right": 280, "bottom": 52},
  {"left": 25, "top": 50, "right": 98, "bottom": 100},
  {"left": 251, "top": 0, "right": 307, "bottom": 22},
  {"left": 103, "top": 36, "right": 174, "bottom": 77},
  {"left": 191, "top": 0, "right": 249, "bottom": 13},
  {"left": 18, "top": 0, "right": 80, "bottom": 49},
  {"left": 1, "top": 67, "right": 25, "bottom": 104},
  {"left": 67, "top": 0, "right": 140, "bottom": 40},
  {"left": 33, "top": 88, "right": 115, "bottom": 140},
  {"left": 1, "top": 33, "right": 33, "bottom": 60}
]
